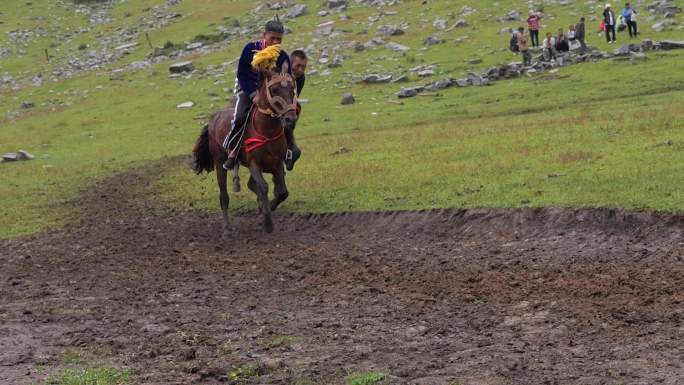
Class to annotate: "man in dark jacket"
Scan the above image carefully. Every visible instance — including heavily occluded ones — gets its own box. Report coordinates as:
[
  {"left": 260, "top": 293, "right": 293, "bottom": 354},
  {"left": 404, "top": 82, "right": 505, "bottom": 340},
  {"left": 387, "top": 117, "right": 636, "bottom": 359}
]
[
  {"left": 284, "top": 49, "right": 307, "bottom": 171},
  {"left": 603, "top": 4, "right": 616, "bottom": 43},
  {"left": 223, "top": 19, "right": 292, "bottom": 170},
  {"left": 575, "top": 17, "right": 586, "bottom": 52}
]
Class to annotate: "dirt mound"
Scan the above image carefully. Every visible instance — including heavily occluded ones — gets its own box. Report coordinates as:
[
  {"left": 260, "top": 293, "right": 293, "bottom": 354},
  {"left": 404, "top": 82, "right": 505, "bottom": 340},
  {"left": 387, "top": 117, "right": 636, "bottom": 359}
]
[{"left": 1, "top": 167, "right": 682, "bottom": 385}]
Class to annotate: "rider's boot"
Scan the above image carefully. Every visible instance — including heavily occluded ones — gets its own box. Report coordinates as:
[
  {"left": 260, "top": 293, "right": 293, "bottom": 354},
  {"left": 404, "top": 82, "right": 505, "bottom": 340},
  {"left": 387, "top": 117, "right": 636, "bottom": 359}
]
[{"left": 284, "top": 126, "right": 301, "bottom": 171}]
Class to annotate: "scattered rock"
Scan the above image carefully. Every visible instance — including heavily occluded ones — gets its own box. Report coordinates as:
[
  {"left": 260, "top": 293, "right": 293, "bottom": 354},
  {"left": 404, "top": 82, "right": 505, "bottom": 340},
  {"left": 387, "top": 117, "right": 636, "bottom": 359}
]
[
  {"left": 362, "top": 74, "right": 393, "bottom": 84},
  {"left": 659, "top": 40, "right": 684, "bottom": 50},
  {"left": 385, "top": 42, "right": 410, "bottom": 54},
  {"left": 177, "top": 101, "right": 194, "bottom": 108},
  {"left": 17, "top": 150, "right": 34, "bottom": 161},
  {"left": 2, "top": 153, "right": 18, "bottom": 162},
  {"left": 328, "top": 0, "right": 348, "bottom": 10},
  {"left": 377, "top": 25, "right": 404, "bottom": 36},
  {"left": 396, "top": 86, "right": 423, "bottom": 98},
  {"left": 169, "top": 61, "right": 194, "bottom": 73},
  {"left": 433, "top": 18, "right": 448, "bottom": 30},
  {"left": 340, "top": 93, "right": 355, "bottom": 105},
  {"left": 20, "top": 101, "right": 34, "bottom": 109},
  {"left": 287, "top": 4, "right": 307, "bottom": 18},
  {"left": 423, "top": 36, "right": 442, "bottom": 46}
]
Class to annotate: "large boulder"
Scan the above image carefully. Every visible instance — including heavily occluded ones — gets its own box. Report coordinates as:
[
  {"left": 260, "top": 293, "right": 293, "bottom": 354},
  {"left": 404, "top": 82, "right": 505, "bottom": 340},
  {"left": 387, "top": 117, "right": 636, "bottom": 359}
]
[
  {"left": 659, "top": 40, "right": 684, "bottom": 50},
  {"left": 169, "top": 61, "right": 194, "bottom": 73},
  {"left": 340, "top": 93, "right": 355, "bottom": 105}
]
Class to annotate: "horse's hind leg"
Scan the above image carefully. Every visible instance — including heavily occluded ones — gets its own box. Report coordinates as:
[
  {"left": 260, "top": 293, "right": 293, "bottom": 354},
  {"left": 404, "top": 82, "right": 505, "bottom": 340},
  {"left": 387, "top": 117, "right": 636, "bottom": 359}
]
[
  {"left": 270, "top": 164, "right": 289, "bottom": 212},
  {"left": 247, "top": 163, "right": 273, "bottom": 233},
  {"left": 215, "top": 162, "right": 230, "bottom": 231}
]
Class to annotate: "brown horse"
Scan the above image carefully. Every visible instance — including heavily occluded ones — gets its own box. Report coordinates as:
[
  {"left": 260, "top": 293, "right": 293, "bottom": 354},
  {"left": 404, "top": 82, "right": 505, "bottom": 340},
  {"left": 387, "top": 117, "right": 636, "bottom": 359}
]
[{"left": 192, "top": 65, "right": 297, "bottom": 233}]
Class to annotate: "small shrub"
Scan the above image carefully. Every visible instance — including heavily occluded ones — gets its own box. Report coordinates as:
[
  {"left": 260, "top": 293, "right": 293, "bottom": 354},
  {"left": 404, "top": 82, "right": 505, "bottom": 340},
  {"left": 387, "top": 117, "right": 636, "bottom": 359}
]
[{"left": 345, "top": 371, "right": 387, "bottom": 385}]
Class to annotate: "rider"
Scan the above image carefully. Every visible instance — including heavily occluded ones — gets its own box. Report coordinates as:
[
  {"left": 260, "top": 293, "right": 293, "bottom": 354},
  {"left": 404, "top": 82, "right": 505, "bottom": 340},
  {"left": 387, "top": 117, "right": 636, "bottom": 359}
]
[
  {"left": 285, "top": 49, "right": 307, "bottom": 171},
  {"left": 223, "top": 19, "right": 292, "bottom": 170}
]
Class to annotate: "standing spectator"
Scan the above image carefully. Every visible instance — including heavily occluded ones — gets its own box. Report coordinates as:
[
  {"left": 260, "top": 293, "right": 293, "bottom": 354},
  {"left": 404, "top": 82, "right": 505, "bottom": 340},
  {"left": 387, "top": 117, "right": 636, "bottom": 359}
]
[
  {"left": 527, "top": 11, "right": 542, "bottom": 47},
  {"left": 603, "top": 4, "right": 616, "bottom": 43},
  {"left": 542, "top": 32, "right": 556, "bottom": 60},
  {"left": 576, "top": 17, "right": 587, "bottom": 52},
  {"left": 623, "top": 3, "right": 638, "bottom": 38},
  {"left": 517, "top": 27, "right": 532, "bottom": 66},
  {"left": 556, "top": 29, "right": 570, "bottom": 52}
]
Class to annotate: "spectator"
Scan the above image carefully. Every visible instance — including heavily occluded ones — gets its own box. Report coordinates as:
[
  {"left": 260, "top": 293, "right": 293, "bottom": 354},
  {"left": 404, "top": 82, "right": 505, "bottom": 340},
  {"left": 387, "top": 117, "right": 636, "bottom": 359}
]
[
  {"left": 542, "top": 32, "right": 556, "bottom": 60},
  {"left": 517, "top": 27, "right": 532, "bottom": 66},
  {"left": 623, "top": 2, "right": 638, "bottom": 38},
  {"left": 556, "top": 29, "right": 570, "bottom": 52},
  {"left": 576, "top": 17, "right": 587, "bottom": 52},
  {"left": 568, "top": 25, "right": 577, "bottom": 41},
  {"left": 603, "top": 4, "right": 616, "bottom": 43},
  {"left": 527, "top": 11, "right": 542, "bottom": 47}
]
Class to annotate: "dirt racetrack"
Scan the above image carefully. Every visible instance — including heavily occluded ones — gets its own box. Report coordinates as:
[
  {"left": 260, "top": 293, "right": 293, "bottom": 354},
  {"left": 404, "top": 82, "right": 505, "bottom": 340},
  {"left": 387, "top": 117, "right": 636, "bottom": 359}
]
[{"left": 1, "top": 167, "right": 683, "bottom": 385}]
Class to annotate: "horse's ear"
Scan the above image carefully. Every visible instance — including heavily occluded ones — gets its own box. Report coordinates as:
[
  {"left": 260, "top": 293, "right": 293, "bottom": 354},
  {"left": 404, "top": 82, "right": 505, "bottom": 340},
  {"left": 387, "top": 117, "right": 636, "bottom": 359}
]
[{"left": 281, "top": 61, "right": 289, "bottom": 75}]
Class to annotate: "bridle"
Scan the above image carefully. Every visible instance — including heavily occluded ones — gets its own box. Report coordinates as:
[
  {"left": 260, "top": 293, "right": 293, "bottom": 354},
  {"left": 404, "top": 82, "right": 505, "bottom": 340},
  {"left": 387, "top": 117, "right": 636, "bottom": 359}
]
[{"left": 257, "top": 73, "right": 297, "bottom": 118}]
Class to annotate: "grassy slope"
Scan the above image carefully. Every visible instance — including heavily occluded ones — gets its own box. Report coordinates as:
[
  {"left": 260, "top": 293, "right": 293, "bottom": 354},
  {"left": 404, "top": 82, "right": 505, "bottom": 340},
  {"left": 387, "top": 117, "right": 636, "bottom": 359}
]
[{"left": 1, "top": 0, "right": 683, "bottom": 238}]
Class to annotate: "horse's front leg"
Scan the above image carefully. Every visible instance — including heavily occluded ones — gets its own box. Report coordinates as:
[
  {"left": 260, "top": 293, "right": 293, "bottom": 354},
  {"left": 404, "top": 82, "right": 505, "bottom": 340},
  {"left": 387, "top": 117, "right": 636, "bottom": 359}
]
[
  {"left": 270, "top": 163, "right": 289, "bottom": 212},
  {"left": 247, "top": 163, "right": 273, "bottom": 233}
]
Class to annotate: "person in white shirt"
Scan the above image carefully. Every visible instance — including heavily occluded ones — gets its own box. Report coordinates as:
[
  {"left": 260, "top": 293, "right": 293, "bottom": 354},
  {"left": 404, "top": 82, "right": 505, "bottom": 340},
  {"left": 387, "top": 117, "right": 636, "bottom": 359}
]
[
  {"left": 603, "top": 4, "right": 617, "bottom": 43},
  {"left": 543, "top": 32, "right": 556, "bottom": 60}
]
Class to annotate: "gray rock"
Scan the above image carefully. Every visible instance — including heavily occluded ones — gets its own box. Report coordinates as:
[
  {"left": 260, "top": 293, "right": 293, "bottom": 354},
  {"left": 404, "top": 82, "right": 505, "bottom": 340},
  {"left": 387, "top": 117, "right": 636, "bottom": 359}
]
[
  {"left": 460, "top": 5, "right": 475, "bottom": 16},
  {"left": 169, "top": 61, "right": 194, "bottom": 73},
  {"left": 468, "top": 58, "right": 482, "bottom": 64},
  {"left": 186, "top": 42, "right": 203, "bottom": 50},
  {"left": 417, "top": 69, "right": 435, "bottom": 77},
  {"left": 385, "top": 42, "right": 410, "bottom": 53},
  {"left": 20, "top": 101, "right": 34, "bottom": 109},
  {"left": 453, "top": 78, "right": 469, "bottom": 87},
  {"left": 423, "top": 36, "right": 443, "bottom": 46},
  {"left": 287, "top": 4, "right": 307, "bottom": 18},
  {"left": 467, "top": 72, "right": 488, "bottom": 86},
  {"left": 2, "top": 153, "right": 18, "bottom": 162},
  {"left": 659, "top": 40, "right": 684, "bottom": 50},
  {"left": 453, "top": 19, "right": 468, "bottom": 28},
  {"left": 396, "top": 87, "right": 423, "bottom": 98},
  {"left": 176, "top": 101, "right": 194, "bottom": 108},
  {"left": 340, "top": 92, "right": 355, "bottom": 105},
  {"left": 433, "top": 18, "right": 448, "bottom": 30},
  {"left": 17, "top": 150, "right": 34, "bottom": 160},
  {"left": 377, "top": 25, "right": 404, "bottom": 36},
  {"left": 652, "top": 19, "right": 678, "bottom": 32},
  {"left": 328, "top": 0, "right": 347, "bottom": 10},
  {"left": 362, "top": 74, "right": 393, "bottom": 84},
  {"left": 499, "top": 10, "right": 522, "bottom": 22},
  {"left": 390, "top": 74, "right": 409, "bottom": 83},
  {"left": 315, "top": 21, "right": 335, "bottom": 36},
  {"left": 424, "top": 78, "right": 454, "bottom": 91}
]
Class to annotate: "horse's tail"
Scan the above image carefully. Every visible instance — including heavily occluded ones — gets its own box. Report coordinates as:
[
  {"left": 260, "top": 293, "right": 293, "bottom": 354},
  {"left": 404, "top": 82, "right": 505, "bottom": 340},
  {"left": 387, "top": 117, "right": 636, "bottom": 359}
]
[{"left": 192, "top": 123, "right": 214, "bottom": 174}]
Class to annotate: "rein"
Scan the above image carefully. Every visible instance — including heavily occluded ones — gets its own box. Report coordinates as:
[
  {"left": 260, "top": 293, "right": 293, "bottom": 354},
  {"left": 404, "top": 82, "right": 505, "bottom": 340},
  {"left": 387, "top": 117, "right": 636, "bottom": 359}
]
[
  {"left": 241, "top": 73, "right": 295, "bottom": 154},
  {"left": 243, "top": 108, "right": 284, "bottom": 153}
]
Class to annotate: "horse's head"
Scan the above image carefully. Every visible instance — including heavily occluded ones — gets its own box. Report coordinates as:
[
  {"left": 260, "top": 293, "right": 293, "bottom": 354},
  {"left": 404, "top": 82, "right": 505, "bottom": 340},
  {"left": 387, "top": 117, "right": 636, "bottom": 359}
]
[{"left": 259, "top": 62, "right": 297, "bottom": 131}]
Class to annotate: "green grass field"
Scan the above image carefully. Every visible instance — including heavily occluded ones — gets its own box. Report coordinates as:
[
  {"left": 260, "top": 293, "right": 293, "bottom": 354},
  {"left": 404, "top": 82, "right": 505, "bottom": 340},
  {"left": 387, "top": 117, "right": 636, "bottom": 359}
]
[{"left": 1, "top": 0, "right": 684, "bottom": 238}]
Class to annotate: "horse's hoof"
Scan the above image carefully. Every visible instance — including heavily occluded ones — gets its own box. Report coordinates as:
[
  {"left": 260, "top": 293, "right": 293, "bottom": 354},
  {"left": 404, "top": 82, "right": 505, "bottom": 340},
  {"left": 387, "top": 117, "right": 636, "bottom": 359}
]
[
  {"left": 232, "top": 180, "right": 241, "bottom": 193},
  {"left": 264, "top": 215, "right": 274, "bottom": 233}
]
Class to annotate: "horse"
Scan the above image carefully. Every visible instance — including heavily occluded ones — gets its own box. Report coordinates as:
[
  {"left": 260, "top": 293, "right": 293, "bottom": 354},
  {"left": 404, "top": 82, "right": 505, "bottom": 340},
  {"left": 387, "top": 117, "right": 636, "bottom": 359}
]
[{"left": 192, "top": 64, "right": 297, "bottom": 233}]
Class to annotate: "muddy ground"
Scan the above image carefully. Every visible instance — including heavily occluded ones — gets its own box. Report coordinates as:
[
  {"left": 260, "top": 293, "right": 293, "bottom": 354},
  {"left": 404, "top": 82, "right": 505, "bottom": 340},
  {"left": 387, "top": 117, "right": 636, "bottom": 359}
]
[{"left": 1, "top": 168, "right": 683, "bottom": 385}]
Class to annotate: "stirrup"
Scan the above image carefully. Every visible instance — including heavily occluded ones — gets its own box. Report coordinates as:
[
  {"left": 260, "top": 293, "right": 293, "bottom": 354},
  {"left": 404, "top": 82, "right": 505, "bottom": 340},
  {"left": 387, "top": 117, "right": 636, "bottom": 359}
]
[{"left": 285, "top": 149, "right": 293, "bottom": 161}]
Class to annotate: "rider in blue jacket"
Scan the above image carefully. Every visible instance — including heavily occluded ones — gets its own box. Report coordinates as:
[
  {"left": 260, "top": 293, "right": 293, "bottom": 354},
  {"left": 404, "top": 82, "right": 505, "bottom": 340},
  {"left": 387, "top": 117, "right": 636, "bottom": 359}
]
[{"left": 223, "top": 19, "right": 291, "bottom": 170}]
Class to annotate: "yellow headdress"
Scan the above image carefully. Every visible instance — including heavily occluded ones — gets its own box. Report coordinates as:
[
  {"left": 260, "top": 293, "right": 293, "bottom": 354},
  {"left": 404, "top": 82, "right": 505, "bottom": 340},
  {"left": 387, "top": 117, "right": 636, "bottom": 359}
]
[{"left": 251, "top": 44, "right": 281, "bottom": 71}]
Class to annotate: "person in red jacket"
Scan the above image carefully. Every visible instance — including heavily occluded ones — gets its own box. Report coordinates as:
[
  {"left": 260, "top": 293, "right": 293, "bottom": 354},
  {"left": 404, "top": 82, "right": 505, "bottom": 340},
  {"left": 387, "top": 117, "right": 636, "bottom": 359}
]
[{"left": 527, "top": 11, "right": 542, "bottom": 47}]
